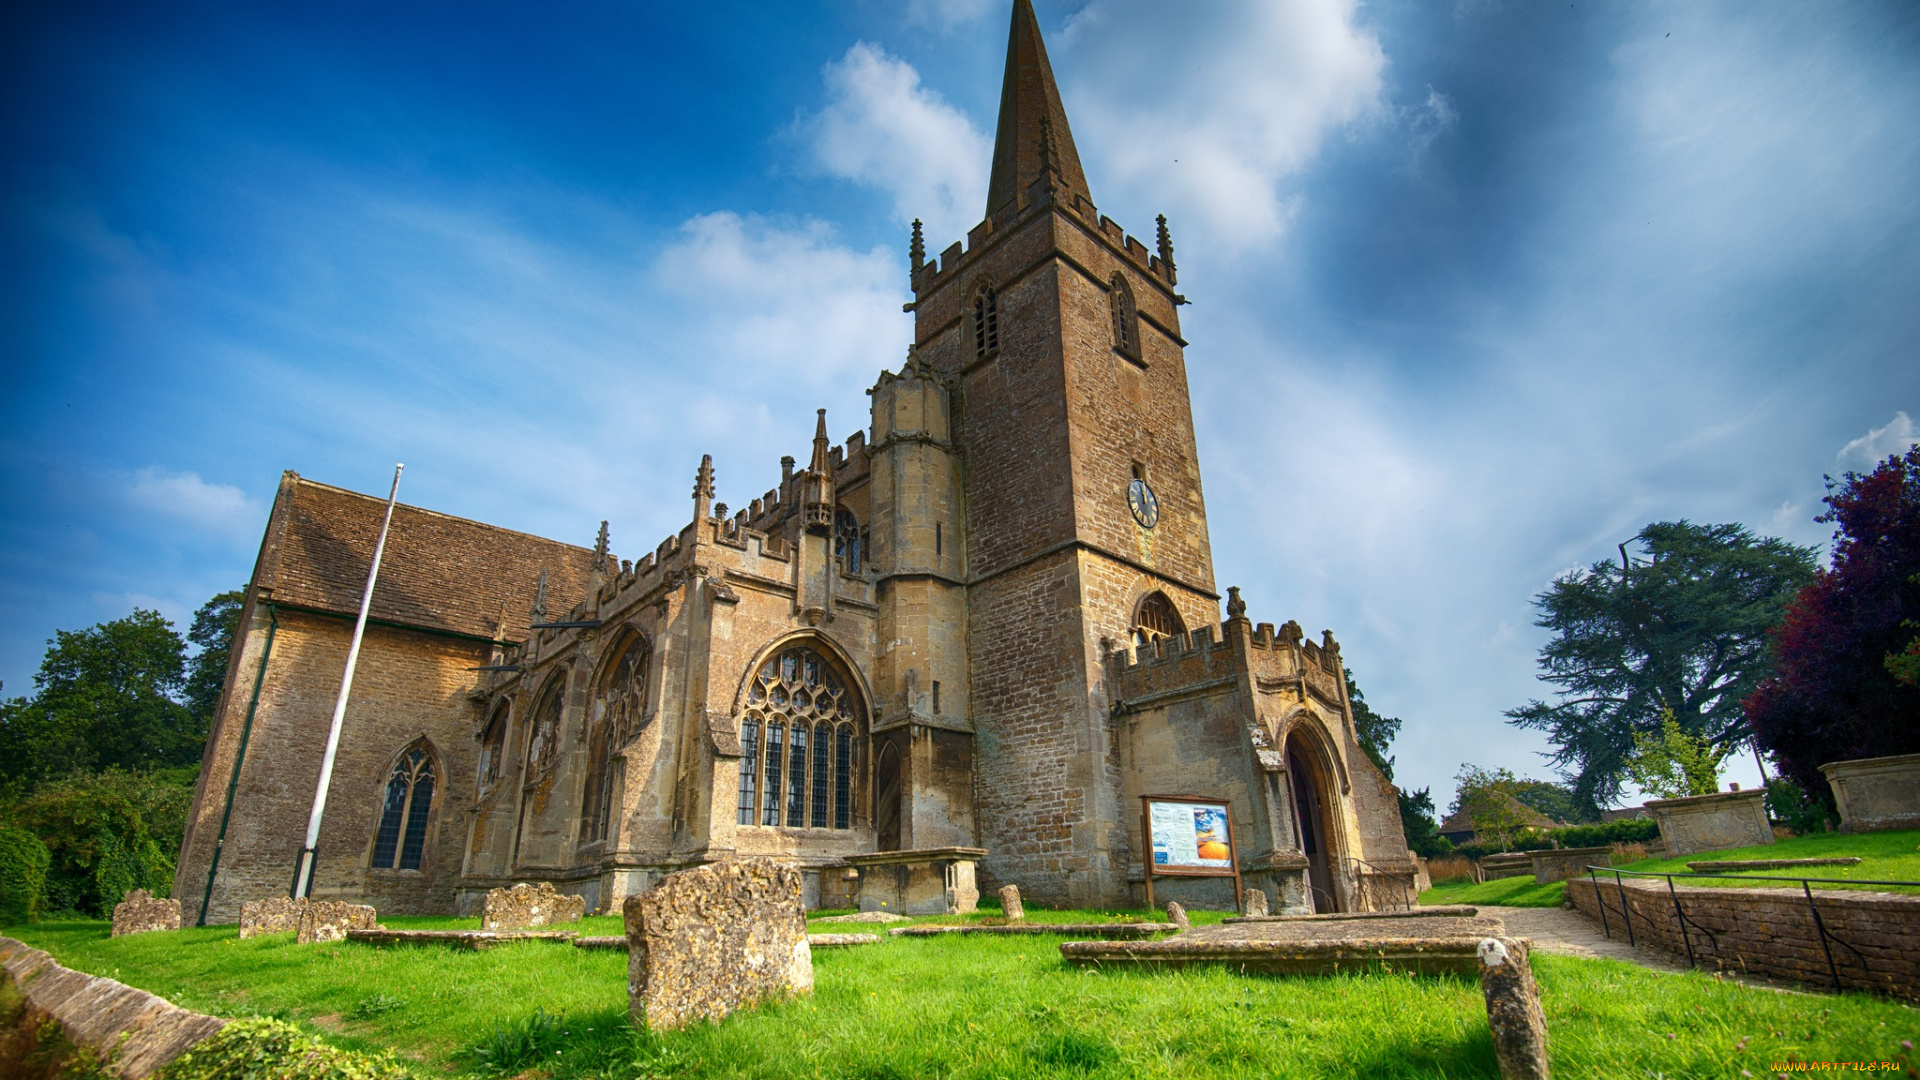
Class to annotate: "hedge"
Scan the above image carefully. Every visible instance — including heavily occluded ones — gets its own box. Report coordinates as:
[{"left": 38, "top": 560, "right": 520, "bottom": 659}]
[{"left": 1454, "top": 818, "right": 1660, "bottom": 859}]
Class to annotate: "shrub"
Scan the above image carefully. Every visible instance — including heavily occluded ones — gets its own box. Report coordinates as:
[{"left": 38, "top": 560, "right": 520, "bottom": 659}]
[
  {"left": 10, "top": 769, "right": 193, "bottom": 916},
  {"left": 1766, "top": 776, "right": 1837, "bottom": 835},
  {"left": 0, "top": 826, "right": 51, "bottom": 924},
  {"left": 1454, "top": 818, "right": 1659, "bottom": 858}
]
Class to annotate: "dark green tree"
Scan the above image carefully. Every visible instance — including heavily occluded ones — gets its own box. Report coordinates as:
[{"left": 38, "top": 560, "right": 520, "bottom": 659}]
[
  {"left": 1345, "top": 668, "right": 1402, "bottom": 780},
  {"left": 0, "top": 609, "right": 200, "bottom": 786},
  {"left": 184, "top": 590, "right": 246, "bottom": 723},
  {"left": 1509, "top": 779, "right": 1585, "bottom": 824},
  {"left": 1506, "top": 521, "right": 1816, "bottom": 815},
  {"left": 1396, "top": 787, "right": 1451, "bottom": 858}
]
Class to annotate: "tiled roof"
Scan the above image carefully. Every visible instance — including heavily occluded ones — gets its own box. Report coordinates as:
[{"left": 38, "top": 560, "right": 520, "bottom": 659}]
[{"left": 256, "top": 472, "right": 596, "bottom": 641}]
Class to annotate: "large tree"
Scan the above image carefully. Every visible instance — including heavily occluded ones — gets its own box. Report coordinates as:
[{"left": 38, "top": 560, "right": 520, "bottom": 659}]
[
  {"left": 0, "top": 609, "right": 200, "bottom": 786},
  {"left": 1345, "top": 667, "right": 1401, "bottom": 780},
  {"left": 184, "top": 590, "right": 246, "bottom": 723},
  {"left": 1746, "top": 448, "right": 1920, "bottom": 799},
  {"left": 1506, "top": 520, "right": 1817, "bottom": 815}
]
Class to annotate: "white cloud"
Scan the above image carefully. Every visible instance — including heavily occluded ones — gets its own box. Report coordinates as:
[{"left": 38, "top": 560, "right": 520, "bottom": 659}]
[
  {"left": 1057, "top": 0, "right": 1386, "bottom": 256},
  {"left": 124, "top": 468, "right": 261, "bottom": 537},
  {"left": 794, "top": 42, "right": 992, "bottom": 244},
  {"left": 903, "top": 0, "right": 995, "bottom": 32},
  {"left": 652, "top": 212, "right": 909, "bottom": 388},
  {"left": 1838, "top": 411, "right": 1917, "bottom": 466}
]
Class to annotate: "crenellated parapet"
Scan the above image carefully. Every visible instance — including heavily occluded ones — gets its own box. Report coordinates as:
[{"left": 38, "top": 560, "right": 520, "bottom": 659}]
[{"left": 911, "top": 189, "right": 1178, "bottom": 304}]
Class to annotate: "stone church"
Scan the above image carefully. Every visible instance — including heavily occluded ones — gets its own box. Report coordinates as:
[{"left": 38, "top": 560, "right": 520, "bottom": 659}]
[{"left": 173, "top": 0, "right": 1414, "bottom": 924}]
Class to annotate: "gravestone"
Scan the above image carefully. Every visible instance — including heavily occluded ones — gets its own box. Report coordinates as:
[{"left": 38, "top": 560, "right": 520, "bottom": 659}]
[
  {"left": 483, "top": 881, "right": 587, "bottom": 930},
  {"left": 1165, "top": 902, "right": 1190, "bottom": 929},
  {"left": 239, "top": 896, "right": 307, "bottom": 938},
  {"left": 1821, "top": 753, "right": 1920, "bottom": 833},
  {"left": 625, "top": 858, "right": 812, "bottom": 1031},
  {"left": 296, "top": 900, "right": 378, "bottom": 944},
  {"left": 1478, "top": 937, "right": 1549, "bottom": 1080},
  {"left": 110, "top": 889, "right": 181, "bottom": 936},
  {"left": 1241, "top": 887, "right": 1269, "bottom": 918},
  {"left": 1645, "top": 789, "right": 1773, "bottom": 857},
  {"left": 998, "top": 884, "right": 1025, "bottom": 922}
]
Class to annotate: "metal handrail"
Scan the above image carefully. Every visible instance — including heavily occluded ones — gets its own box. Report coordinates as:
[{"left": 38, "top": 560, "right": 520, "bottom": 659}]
[{"left": 1580, "top": 865, "right": 1917, "bottom": 992}]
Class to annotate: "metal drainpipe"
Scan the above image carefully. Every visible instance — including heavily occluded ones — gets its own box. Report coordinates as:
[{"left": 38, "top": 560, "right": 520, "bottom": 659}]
[{"left": 198, "top": 602, "right": 277, "bottom": 927}]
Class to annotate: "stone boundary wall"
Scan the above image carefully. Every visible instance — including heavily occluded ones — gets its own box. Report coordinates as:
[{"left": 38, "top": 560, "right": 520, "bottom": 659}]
[
  {"left": 0, "top": 935, "right": 226, "bottom": 1077},
  {"left": 1566, "top": 877, "right": 1920, "bottom": 999}
]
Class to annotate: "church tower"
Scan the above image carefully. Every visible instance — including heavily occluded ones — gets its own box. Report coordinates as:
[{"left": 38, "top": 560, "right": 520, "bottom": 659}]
[{"left": 908, "top": 0, "right": 1219, "bottom": 906}]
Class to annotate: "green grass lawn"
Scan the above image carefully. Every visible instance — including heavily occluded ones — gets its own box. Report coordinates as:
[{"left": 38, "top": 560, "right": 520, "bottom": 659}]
[
  {"left": 7, "top": 911, "right": 1916, "bottom": 1078},
  {"left": 1615, "top": 828, "right": 1920, "bottom": 893},
  {"left": 1418, "top": 829, "right": 1920, "bottom": 910},
  {"left": 1419, "top": 876, "right": 1569, "bottom": 908}
]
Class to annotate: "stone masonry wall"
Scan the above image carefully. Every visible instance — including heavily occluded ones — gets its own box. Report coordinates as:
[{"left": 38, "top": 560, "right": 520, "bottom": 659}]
[{"left": 1567, "top": 876, "right": 1920, "bottom": 999}]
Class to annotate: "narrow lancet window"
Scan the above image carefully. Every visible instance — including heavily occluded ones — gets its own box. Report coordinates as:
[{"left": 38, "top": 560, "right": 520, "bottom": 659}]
[
  {"left": 973, "top": 286, "right": 999, "bottom": 358},
  {"left": 1110, "top": 274, "right": 1139, "bottom": 360}
]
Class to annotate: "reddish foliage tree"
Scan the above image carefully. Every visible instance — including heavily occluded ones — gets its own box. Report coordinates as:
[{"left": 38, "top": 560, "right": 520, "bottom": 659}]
[{"left": 1745, "top": 446, "right": 1920, "bottom": 802}]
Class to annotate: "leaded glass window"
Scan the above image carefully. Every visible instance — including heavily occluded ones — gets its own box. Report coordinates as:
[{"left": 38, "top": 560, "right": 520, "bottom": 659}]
[
  {"left": 739, "top": 645, "right": 861, "bottom": 830},
  {"left": 372, "top": 745, "right": 435, "bottom": 871}
]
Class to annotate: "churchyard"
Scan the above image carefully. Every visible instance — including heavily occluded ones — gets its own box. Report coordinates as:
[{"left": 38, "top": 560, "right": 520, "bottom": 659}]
[{"left": 7, "top": 885, "right": 1917, "bottom": 1079}]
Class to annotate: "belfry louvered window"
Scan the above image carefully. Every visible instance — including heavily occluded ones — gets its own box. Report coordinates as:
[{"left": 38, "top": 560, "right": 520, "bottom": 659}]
[
  {"left": 1132, "top": 591, "right": 1186, "bottom": 651},
  {"left": 372, "top": 745, "right": 435, "bottom": 870},
  {"left": 973, "top": 286, "right": 999, "bottom": 359},
  {"left": 1110, "top": 274, "right": 1139, "bottom": 360},
  {"left": 737, "top": 646, "right": 861, "bottom": 829}
]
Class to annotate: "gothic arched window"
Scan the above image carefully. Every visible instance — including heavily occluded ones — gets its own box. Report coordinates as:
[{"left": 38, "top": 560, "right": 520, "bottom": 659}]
[
  {"left": 477, "top": 705, "right": 508, "bottom": 793},
  {"left": 834, "top": 508, "right": 868, "bottom": 574},
  {"left": 1132, "top": 591, "right": 1186, "bottom": 650},
  {"left": 372, "top": 743, "right": 436, "bottom": 871},
  {"left": 582, "top": 635, "right": 649, "bottom": 847},
  {"left": 972, "top": 285, "right": 999, "bottom": 359},
  {"left": 738, "top": 645, "right": 863, "bottom": 830},
  {"left": 1110, "top": 274, "right": 1139, "bottom": 360}
]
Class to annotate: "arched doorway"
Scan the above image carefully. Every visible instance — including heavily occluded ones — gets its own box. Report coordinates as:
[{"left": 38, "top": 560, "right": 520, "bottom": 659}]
[{"left": 1286, "top": 738, "right": 1341, "bottom": 913}]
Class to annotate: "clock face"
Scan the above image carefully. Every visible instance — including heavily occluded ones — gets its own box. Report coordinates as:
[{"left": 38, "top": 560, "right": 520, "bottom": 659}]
[{"left": 1128, "top": 478, "right": 1159, "bottom": 529}]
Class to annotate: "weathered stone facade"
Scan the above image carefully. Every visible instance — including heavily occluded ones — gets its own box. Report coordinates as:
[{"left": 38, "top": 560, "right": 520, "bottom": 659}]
[{"left": 174, "top": 0, "right": 1411, "bottom": 920}]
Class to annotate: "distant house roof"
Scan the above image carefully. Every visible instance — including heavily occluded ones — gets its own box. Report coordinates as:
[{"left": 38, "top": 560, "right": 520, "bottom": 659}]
[
  {"left": 1438, "top": 791, "right": 1560, "bottom": 839},
  {"left": 253, "top": 472, "right": 597, "bottom": 641}
]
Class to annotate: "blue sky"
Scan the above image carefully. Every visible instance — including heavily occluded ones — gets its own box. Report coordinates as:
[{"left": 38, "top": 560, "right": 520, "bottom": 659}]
[{"left": 4, "top": 0, "right": 1916, "bottom": 807}]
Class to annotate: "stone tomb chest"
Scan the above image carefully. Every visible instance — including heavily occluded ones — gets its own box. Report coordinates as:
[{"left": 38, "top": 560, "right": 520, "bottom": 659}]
[
  {"left": 1821, "top": 753, "right": 1920, "bottom": 833},
  {"left": 1645, "top": 789, "right": 1773, "bottom": 857},
  {"left": 842, "top": 848, "right": 986, "bottom": 916}
]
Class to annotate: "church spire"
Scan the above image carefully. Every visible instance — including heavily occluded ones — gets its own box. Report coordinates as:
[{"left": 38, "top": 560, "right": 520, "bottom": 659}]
[{"left": 985, "top": 0, "right": 1090, "bottom": 219}]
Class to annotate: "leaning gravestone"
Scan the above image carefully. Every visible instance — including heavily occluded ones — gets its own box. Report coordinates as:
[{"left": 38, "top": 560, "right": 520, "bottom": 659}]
[
  {"left": 625, "top": 858, "right": 812, "bottom": 1031},
  {"left": 1166, "top": 901, "right": 1190, "bottom": 930},
  {"left": 239, "top": 896, "right": 307, "bottom": 938},
  {"left": 1241, "top": 887, "right": 1270, "bottom": 918},
  {"left": 296, "top": 900, "right": 378, "bottom": 944},
  {"left": 111, "top": 889, "right": 181, "bottom": 936},
  {"left": 998, "top": 884, "right": 1025, "bottom": 922},
  {"left": 1478, "top": 937, "right": 1549, "bottom": 1080},
  {"left": 483, "top": 881, "right": 587, "bottom": 930}
]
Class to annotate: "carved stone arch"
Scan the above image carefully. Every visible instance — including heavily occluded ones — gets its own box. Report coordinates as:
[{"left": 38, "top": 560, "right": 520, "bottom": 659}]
[
  {"left": 1278, "top": 715, "right": 1350, "bottom": 912},
  {"left": 477, "top": 700, "right": 512, "bottom": 794},
  {"left": 730, "top": 632, "right": 872, "bottom": 833},
  {"left": 1130, "top": 588, "right": 1187, "bottom": 651},
  {"left": 1276, "top": 705, "right": 1351, "bottom": 796},
  {"left": 369, "top": 735, "right": 442, "bottom": 872},
  {"left": 728, "top": 630, "right": 877, "bottom": 723},
  {"left": 523, "top": 666, "right": 571, "bottom": 782},
  {"left": 580, "top": 627, "right": 653, "bottom": 850}
]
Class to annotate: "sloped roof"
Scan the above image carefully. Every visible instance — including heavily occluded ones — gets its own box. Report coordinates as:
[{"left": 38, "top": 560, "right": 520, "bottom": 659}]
[
  {"left": 1438, "top": 791, "right": 1559, "bottom": 836},
  {"left": 256, "top": 472, "right": 596, "bottom": 641}
]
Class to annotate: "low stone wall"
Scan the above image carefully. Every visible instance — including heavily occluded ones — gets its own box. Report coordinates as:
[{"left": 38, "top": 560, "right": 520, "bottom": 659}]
[
  {"left": 1, "top": 935, "right": 225, "bottom": 1077},
  {"left": 1566, "top": 876, "right": 1920, "bottom": 999},
  {"left": 1530, "top": 847, "right": 1613, "bottom": 884}
]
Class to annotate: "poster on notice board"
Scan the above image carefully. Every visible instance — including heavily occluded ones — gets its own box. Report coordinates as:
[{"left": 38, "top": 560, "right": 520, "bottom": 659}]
[{"left": 1147, "top": 799, "right": 1234, "bottom": 871}]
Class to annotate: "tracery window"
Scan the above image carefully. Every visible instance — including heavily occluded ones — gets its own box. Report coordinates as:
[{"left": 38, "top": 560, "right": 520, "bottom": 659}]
[
  {"left": 477, "top": 705, "right": 508, "bottom": 792},
  {"left": 1132, "top": 591, "right": 1186, "bottom": 650},
  {"left": 737, "top": 645, "right": 861, "bottom": 829},
  {"left": 834, "top": 508, "right": 868, "bottom": 574},
  {"left": 1110, "top": 274, "right": 1139, "bottom": 359},
  {"left": 582, "top": 636, "right": 649, "bottom": 847},
  {"left": 972, "top": 285, "right": 999, "bottom": 359},
  {"left": 372, "top": 744, "right": 435, "bottom": 871}
]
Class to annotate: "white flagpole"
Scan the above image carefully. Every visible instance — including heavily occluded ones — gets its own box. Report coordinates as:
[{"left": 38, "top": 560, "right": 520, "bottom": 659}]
[{"left": 292, "top": 463, "right": 403, "bottom": 898}]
